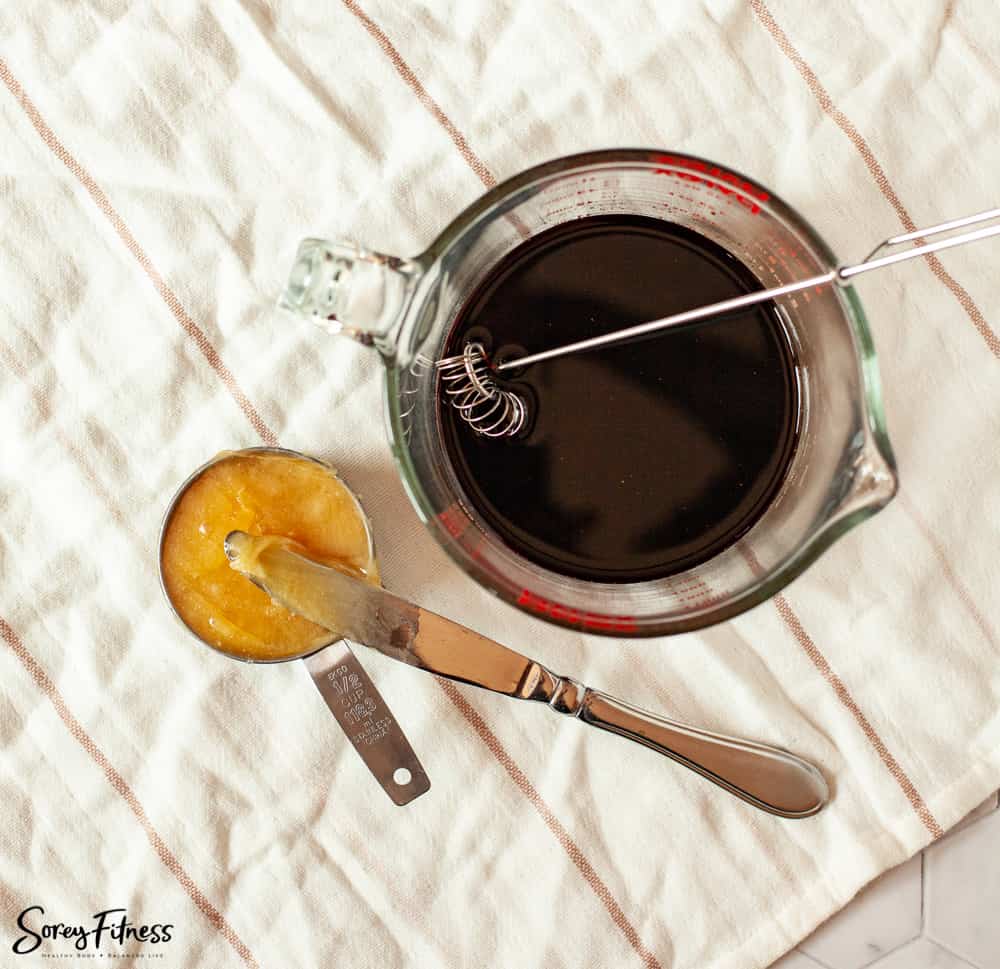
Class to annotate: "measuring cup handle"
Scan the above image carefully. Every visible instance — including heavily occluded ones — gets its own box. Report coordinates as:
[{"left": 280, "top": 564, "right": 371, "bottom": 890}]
[{"left": 303, "top": 640, "right": 430, "bottom": 806}]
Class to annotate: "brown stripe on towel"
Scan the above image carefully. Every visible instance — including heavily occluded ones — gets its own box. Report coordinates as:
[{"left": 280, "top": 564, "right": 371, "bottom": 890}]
[
  {"left": 739, "top": 548, "right": 944, "bottom": 839},
  {"left": 438, "top": 680, "right": 665, "bottom": 969},
  {"left": 0, "top": 57, "right": 280, "bottom": 447},
  {"left": 748, "top": 0, "right": 1000, "bottom": 359},
  {"left": 340, "top": 0, "right": 497, "bottom": 190},
  {"left": 340, "top": 0, "right": 533, "bottom": 239},
  {"left": 0, "top": 618, "right": 261, "bottom": 968},
  {"left": 772, "top": 594, "right": 944, "bottom": 839}
]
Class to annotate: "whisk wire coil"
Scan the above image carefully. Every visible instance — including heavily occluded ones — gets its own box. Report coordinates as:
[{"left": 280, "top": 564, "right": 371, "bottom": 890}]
[{"left": 436, "top": 342, "right": 527, "bottom": 438}]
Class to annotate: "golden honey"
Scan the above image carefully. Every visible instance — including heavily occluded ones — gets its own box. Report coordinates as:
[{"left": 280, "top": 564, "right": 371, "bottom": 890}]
[{"left": 160, "top": 451, "right": 377, "bottom": 660}]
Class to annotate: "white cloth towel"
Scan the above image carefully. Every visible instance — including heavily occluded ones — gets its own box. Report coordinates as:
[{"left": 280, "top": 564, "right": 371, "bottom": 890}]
[{"left": 1, "top": 3, "right": 998, "bottom": 967}]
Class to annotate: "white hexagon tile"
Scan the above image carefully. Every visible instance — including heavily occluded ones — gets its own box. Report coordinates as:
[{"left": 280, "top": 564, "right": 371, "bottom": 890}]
[{"left": 770, "top": 791, "right": 1000, "bottom": 969}]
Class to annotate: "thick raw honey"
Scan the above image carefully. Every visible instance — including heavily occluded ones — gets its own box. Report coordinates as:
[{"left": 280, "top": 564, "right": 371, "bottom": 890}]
[{"left": 160, "top": 450, "right": 377, "bottom": 661}]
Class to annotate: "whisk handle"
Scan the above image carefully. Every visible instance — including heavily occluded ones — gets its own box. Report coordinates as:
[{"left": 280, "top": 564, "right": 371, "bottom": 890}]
[
  {"left": 840, "top": 208, "right": 1000, "bottom": 279},
  {"left": 495, "top": 206, "right": 1000, "bottom": 373},
  {"left": 494, "top": 272, "right": 834, "bottom": 371}
]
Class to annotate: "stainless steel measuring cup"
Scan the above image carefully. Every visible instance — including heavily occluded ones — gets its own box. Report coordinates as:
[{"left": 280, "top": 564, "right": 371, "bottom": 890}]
[{"left": 157, "top": 446, "right": 430, "bottom": 805}]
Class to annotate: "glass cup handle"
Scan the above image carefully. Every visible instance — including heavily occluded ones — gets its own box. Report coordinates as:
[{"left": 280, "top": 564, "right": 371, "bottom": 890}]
[{"left": 279, "top": 238, "right": 421, "bottom": 359}]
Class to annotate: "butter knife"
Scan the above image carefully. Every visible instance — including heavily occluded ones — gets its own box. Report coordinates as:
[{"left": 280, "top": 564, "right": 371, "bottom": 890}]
[{"left": 225, "top": 531, "right": 828, "bottom": 818}]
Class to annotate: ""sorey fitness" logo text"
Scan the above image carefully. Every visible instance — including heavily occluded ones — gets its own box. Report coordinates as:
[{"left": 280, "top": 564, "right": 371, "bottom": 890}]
[{"left": 13, "top": 906, "right": 174, "bottom": 956}]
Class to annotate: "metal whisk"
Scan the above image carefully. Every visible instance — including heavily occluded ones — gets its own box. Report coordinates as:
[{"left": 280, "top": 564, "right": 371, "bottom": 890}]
[{"left": 437, "top": 206, "right": 1000, "bottom": 439}]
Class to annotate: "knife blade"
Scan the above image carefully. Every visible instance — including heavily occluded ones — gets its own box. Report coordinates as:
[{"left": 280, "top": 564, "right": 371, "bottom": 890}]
[{"left": 224, "top": 530, "right": 547, "bottom": 699}]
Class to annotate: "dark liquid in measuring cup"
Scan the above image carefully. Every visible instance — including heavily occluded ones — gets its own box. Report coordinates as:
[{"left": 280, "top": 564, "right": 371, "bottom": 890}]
[{"left": 441, "top": 215, "right": 799, "bottom": 582}]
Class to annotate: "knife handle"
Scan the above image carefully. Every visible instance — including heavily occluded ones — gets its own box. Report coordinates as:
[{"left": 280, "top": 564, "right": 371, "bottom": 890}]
[{"left": 539, "top": 674, "right": 828, "bottom": 818}]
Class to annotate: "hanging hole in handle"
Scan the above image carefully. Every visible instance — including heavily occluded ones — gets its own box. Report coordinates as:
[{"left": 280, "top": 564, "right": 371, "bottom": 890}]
[{"left": 393, "top": 767, "right": 412, "bottom": 786}]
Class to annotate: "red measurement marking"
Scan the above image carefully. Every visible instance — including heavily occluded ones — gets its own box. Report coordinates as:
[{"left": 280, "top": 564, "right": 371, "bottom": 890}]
[
  {"left": 517, "top": 590, "right": 638, "bottom": 634},
  {"left": 652, "top": 154, "right": 770, "bottom": 215},
  {"left": 436, "top": 504, "right": 469, "bottom": 539}
]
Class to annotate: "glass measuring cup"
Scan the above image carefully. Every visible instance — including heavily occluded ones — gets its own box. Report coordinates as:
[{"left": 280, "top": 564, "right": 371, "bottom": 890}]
[
  {"left": 157, "top": 447, "right": 430, "bottom": 804},
  {"left": 279, "top": 149, "right": 897, "bottom": 637}
]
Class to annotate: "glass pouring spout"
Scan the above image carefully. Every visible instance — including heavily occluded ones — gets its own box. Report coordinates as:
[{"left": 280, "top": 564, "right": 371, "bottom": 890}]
[{"left": 279, "top": 239, "right": 421, "bottom": 359}]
